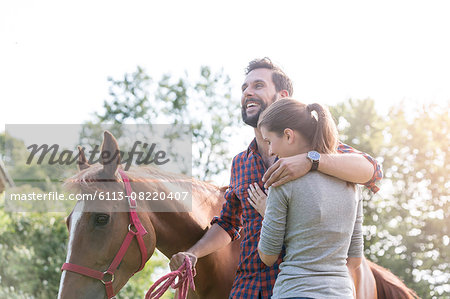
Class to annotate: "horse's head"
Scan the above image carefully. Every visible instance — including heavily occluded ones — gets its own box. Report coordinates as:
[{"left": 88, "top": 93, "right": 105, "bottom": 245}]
[{"left": 58, "top": 131, "right": 156, "bottom": 299}]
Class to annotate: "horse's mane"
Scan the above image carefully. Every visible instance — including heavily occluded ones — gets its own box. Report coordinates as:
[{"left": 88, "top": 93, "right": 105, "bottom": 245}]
[
  {"left": 368, "top": 260, "right": 420, "bottom": 299},
  {"left": 64, "top": 164, "right": 225, "bottom": 208}
]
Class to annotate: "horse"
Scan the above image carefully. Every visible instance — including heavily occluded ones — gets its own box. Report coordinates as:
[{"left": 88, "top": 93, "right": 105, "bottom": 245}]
[{"left": 57, "top": 131, "right": 419, "bottom": 299}]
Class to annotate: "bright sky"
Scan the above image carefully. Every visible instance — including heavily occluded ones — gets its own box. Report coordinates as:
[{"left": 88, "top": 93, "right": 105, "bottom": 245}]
[{"left": 1, "top": 0, "right": 450, "bottom": 130}]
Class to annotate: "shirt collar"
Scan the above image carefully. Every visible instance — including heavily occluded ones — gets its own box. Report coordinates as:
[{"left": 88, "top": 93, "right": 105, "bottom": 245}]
[
  {"left": 246, "top": 138, "right": 280, "bottom": 164},
  {"left": 246, "top": 138, "right": 258, "bottom": 157}
]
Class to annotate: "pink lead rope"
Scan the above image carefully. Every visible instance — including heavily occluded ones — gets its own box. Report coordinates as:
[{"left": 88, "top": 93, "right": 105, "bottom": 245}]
[{"left": 145, "top": 256, "right": 196, "bottom": 299}]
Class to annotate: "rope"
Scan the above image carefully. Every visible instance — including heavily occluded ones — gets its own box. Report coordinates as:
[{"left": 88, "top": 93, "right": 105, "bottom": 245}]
[{"left": 145, "top": 256, "right": 196, "bottom": 299}]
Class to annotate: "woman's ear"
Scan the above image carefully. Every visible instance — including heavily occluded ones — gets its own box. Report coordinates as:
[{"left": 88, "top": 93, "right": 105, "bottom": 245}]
[{"left": 283, "top": 128, "right": 295, "bottom": 144}]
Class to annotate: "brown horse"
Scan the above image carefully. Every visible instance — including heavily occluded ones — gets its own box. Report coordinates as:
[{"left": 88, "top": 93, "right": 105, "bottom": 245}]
[{"left": 58, "top": 131, "right": 418, "bottom": 299}]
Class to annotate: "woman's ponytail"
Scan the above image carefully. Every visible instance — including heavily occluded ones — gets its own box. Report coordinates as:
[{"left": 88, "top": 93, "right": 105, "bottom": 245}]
[{"left": 307, "top": 103, "right": 338, "bottom": 154}]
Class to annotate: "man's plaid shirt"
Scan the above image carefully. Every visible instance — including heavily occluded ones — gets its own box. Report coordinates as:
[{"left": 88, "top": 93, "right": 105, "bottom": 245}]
[{"left": 211, "top": 139, "right": 382, "bottom": 299}]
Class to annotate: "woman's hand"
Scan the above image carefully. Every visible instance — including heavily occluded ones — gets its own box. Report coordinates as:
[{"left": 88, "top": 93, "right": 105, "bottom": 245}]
[{"left": 247, "top": 183, "right": 267, "bottom": 217}]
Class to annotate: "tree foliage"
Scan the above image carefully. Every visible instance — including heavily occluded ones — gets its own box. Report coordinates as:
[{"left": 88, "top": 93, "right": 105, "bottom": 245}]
[
  {"left": 0, "top": 200, "right": 67, "bottom": 298},
  {"left": 331, "top": 99, "right": 449, "bottom": 299},
  {"left": 91, "top": 66, "right": 242, "bottom": 181}
]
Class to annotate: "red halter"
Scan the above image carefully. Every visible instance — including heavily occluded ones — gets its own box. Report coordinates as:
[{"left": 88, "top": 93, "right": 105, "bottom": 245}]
[{"left": 61, "top": 169, "right": 148, "bottom": 299}]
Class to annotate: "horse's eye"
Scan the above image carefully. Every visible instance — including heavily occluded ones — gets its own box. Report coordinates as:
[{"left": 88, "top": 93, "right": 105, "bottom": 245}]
[{"left": 94, "top": 214, "right": 110, "bottom": 226}]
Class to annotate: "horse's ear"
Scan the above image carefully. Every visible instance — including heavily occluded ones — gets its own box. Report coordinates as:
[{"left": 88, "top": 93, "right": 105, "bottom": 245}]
[
  {"left": 100, "top": 131, "right": 121, "bottom": 177},
  {"left": 77, "top": 146, "right": 90, "bottom": 171}
]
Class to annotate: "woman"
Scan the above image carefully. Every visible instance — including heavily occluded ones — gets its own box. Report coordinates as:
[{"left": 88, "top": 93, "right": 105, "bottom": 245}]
[{"left": 255, "top": 98, "right": 363, "bottom": 299}]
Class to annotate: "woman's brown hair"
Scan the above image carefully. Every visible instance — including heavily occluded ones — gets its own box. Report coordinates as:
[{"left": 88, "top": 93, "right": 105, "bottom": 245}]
[{"left": 257, "top": 98, "right": 338, "bottom": 154}]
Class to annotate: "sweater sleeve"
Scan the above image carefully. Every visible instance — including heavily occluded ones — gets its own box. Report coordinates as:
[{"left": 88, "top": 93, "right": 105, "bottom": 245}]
[
  {"left": 348, "top": 195, "right": 364, "bottom": 257},
  {"left": 258, "top": 184, "right": 289, "bottom": 256}
]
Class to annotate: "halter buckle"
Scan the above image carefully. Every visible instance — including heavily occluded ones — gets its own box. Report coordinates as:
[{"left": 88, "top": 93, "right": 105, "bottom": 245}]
[{"left": 128, "top": 197, "right": 137, "bottom": 209}]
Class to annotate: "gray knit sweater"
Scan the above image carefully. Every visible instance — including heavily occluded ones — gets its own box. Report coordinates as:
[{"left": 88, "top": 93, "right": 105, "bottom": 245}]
[{"left": 258, "top": 172, "right": 363, "bottom": 299}]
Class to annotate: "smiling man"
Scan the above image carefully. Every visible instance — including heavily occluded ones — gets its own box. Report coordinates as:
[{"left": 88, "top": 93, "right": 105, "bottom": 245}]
[
  {"left": 240, "top": 63, "right": 291, "bottom": 128},
  {"left": 170, "top": 58, "right": 382, "bottom": 299}
]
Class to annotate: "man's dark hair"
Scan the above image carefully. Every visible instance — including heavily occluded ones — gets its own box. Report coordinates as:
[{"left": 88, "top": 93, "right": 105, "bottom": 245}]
[{"left": 245, "top": 57, "right": 293, "bottom": 96}]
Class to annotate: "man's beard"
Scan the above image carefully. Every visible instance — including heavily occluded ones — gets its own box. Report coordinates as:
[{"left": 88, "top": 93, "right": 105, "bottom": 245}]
[{"left": 241, "top": 95, "right": 276, "bottom": 128}]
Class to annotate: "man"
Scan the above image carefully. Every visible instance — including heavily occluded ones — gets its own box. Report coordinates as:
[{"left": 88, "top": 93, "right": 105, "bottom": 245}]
[{"left": 170, "top": 58, "right": 382, "bottom": 298}]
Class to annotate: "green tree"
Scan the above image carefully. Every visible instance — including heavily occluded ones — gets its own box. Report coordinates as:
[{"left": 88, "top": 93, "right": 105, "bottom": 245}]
[
  {"left": 0, "top": 198, "right": 68, "bottom": 298},
  {"left": 329, "top": 98, "right": 384, "bottom": 156},
  {"left": 331, "top": 99, "right": 449, "bottom": 298},
  {"left": 91, "top": 66, "right": 242, "bottom": 181},
  {"left": 1, "top": 133, "right": 76, "bottom": 194},
  {"left": 0, "top": 132, "right": 75, "bottom": 298}
]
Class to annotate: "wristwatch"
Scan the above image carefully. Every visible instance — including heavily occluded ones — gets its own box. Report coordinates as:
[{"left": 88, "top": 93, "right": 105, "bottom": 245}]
[{"left": 307, "top": 151, "right": 320, "bottom": 171}]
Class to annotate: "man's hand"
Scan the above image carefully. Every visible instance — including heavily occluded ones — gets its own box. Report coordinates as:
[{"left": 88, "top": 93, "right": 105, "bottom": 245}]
[
  {"left": 247, "top": 183, "right": 267, "bottom": 217},
  {"left": 169, "top": 252, "right": 198, "bottom": 272},
  {"left": 262, "top": 153, "right": 311, "bottom": 188}
]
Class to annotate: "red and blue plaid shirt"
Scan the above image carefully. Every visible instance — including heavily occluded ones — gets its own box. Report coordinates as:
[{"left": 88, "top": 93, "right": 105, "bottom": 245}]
[{"left": 211, "top": 139, "right": 382, "bottom": 299}]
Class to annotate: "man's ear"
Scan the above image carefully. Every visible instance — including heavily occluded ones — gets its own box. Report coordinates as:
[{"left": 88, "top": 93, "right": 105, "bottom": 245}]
[{"left": 279, "top": 90, "right": 289, "bottom": 98}]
